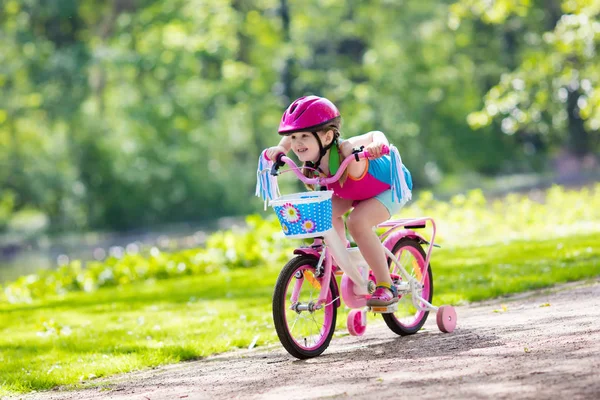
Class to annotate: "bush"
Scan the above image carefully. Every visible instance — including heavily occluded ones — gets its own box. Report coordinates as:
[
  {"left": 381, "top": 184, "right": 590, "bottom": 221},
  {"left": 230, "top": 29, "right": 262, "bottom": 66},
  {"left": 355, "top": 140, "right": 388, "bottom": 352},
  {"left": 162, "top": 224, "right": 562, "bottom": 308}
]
[{"left": 2, "top": 184, "right": 599, "bottom": 303}]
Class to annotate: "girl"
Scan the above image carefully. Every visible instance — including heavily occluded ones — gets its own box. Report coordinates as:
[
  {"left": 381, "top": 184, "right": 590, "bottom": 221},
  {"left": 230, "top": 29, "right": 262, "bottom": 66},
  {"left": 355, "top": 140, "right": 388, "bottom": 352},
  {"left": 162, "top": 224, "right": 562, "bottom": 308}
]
[{"left": 266, "top": 95, "right": 412, "bottom": 307}]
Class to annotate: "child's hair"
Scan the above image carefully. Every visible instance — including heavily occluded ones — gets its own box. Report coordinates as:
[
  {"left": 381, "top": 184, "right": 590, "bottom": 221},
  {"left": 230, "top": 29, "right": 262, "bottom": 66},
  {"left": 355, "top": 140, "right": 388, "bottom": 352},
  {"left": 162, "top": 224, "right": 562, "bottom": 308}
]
[{"left": 301, "top": 116, "right": 348, "bottom": 190}]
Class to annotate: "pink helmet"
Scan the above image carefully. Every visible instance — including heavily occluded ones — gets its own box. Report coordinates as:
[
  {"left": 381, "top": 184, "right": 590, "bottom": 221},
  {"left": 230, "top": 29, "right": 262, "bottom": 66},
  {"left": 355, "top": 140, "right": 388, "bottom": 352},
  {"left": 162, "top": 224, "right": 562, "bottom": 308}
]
[{"left": 278, "top": 96, "right": 340, "bottom": 135}]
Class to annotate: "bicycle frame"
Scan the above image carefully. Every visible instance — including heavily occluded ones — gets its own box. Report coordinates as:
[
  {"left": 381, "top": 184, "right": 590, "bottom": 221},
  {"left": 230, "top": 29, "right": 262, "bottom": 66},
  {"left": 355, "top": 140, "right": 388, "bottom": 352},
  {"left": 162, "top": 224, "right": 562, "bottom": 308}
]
[{"left": 290, "top": 216, "right": 440, "bottom": 313}]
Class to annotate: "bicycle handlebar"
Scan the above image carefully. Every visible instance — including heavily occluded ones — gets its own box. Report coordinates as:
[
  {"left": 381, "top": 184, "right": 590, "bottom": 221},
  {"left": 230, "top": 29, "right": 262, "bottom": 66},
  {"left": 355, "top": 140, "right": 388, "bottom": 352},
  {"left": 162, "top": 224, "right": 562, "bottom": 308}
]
[{"left": 266, "top": 144, "right": 390, "bottom": 186}]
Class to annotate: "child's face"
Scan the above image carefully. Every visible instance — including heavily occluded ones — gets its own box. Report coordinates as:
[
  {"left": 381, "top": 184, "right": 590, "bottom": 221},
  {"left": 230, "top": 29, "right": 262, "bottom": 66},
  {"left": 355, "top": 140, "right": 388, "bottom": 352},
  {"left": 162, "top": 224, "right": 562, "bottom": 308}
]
[{"left": 289, "top": 132, "right": 322, "bottom": 163}]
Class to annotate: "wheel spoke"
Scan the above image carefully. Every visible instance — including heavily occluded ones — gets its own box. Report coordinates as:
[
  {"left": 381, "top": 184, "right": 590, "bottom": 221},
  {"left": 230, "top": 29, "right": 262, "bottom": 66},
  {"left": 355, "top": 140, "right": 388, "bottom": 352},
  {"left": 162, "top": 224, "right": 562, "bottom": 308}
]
[
  {"left": 276, "top": 262, "right": 335, "bottom": 354},
  {"left": 383, "top": 239, "right": 432, "bottom": 336},
  {"left": 273, "top": 256, "right": 338, "bottom": 358}
]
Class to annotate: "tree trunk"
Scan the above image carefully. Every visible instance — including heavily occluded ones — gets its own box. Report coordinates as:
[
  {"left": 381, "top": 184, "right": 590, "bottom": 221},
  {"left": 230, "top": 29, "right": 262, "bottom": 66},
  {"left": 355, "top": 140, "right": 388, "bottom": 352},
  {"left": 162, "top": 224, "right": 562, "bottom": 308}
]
[{"left": 566, "top": 89, "right": 589, "bottom": 157}]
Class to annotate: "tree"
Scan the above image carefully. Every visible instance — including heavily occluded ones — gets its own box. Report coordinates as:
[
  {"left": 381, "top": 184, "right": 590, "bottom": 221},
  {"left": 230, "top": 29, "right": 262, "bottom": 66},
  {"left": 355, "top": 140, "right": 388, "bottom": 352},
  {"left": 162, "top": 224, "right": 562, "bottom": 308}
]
[{"left": 455, "top": 0, "right": 600, "bottom": 157}]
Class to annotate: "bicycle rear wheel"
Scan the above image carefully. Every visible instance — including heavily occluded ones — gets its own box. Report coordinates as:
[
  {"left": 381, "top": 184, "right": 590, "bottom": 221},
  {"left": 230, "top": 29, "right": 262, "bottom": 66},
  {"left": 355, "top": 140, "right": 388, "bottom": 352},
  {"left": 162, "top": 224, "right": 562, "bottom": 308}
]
[
  {"left": 272, "top": 255, "right": 338, "bottom": 359},
  {"left": 383, "top": 238, "right": 433, "bottom": 335}
]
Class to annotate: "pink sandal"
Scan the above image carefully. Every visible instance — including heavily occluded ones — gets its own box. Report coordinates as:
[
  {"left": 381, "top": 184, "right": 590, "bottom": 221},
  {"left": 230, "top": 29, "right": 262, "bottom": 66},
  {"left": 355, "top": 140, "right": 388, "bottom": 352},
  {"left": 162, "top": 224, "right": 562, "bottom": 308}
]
[{"left": 367, "top": 285, "right": 398, "bottom": 307}]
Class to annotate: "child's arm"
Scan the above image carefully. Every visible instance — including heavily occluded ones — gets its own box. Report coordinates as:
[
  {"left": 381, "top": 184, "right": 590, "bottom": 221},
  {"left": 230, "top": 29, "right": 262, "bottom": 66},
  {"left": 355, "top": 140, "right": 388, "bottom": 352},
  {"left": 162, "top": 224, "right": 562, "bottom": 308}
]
[
  {"left": 339, "top": 131, "right": 390, "bottom": 177},
  {"left": 342, "top": 131, "right": 389, "bottom": 158},
  {"left": 266, "top": 136, "right": 292, "bottom": 161},
  {"left": 364, "top": 131, "right": 390, "bottom": 158}
]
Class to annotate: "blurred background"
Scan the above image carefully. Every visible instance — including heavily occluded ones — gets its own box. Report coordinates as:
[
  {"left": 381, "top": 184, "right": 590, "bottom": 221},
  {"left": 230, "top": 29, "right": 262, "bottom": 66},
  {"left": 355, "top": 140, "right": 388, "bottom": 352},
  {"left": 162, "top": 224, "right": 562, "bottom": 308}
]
[{"left": 1, "top": 0, "right": 599, "bottom": 281}]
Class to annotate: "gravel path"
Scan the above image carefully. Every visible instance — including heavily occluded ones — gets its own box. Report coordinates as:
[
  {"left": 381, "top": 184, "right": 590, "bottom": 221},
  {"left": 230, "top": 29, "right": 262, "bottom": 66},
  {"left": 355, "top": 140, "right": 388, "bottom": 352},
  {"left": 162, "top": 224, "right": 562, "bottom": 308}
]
[{"left": 14, "top": 280, "right": 600, "bottom": 400}]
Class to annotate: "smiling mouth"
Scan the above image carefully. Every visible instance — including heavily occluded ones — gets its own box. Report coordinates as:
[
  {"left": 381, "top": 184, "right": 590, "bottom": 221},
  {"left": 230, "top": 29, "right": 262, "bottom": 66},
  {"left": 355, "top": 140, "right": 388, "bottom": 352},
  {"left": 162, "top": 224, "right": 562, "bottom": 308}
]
[{"left": 297, "top": 148, "right": 308, "bottom": 153}]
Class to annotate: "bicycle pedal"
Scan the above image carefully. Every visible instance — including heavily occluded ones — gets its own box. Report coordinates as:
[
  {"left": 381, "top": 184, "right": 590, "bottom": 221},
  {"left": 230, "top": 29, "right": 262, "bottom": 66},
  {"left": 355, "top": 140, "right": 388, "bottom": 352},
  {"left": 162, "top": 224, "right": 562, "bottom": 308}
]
[{"left": 369, "top": 303, "right": 398, "bottom": 314}]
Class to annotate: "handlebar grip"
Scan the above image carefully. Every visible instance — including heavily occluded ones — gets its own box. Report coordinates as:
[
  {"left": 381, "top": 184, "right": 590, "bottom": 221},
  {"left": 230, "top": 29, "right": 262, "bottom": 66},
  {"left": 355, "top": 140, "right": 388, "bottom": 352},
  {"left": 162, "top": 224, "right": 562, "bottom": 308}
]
[
  {"left": 263, "top": 151, "right": 286, "bottom": 162},
  {"left": 361, "top": 144, "right": 391, "bottom": 159},
  {"left": 270, "top": 153, "right": 286, "bottom": 176}
]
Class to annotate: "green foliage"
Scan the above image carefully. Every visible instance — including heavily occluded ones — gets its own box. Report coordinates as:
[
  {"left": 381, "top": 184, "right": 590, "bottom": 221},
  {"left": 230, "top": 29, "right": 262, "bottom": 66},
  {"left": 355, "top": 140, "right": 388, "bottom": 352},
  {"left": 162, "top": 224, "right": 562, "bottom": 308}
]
[
  {"left": 405, "top": 183, "right": 600, "bottom": 247},
  {"left": 0, "top": 214, "right": 291, "bottom": 303},
  {"left": 0, "top": 189, "right": 15, "bottom": 229},
  {"left": 2, "top": 184, "right": 599, "bottom": 304},
  {"left": 455, "top": 0, "right": 600, "bottom": 155},
  {"left": 3, "top": 1, "right": 598, "bottom": 232}
]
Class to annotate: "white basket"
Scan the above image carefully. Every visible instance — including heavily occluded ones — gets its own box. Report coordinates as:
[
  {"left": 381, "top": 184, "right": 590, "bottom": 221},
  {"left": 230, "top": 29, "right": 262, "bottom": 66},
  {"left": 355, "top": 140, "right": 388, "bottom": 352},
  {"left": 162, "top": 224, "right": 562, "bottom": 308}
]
[{"left": 270, "top": 191, "right": 334, "bottom": 239}]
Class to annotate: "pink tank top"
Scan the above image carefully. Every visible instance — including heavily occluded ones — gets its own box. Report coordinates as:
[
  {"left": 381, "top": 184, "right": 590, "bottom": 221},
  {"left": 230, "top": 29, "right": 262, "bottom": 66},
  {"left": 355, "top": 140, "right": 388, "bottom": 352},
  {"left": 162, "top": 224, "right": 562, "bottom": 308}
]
[{"left": 327, "top": 159, "right": 390, "bottom": 201}]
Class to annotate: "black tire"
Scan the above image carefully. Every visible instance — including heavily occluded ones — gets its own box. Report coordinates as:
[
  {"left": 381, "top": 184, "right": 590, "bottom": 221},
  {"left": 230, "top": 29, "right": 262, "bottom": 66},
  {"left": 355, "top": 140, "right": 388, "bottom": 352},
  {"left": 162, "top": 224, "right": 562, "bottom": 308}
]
[
  {"left": 382, "top": 238, "right": 433, "bottom": 335},
  {"left": 272, "top": 255, "right": 338, "bottom": 359}
]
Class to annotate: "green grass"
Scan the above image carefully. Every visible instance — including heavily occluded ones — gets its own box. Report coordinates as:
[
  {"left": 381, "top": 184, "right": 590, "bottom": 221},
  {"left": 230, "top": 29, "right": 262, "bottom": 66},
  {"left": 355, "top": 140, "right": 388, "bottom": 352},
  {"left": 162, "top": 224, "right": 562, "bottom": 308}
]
[
  {"left": 0, "top": 267, "right": 278, "bottom": 394},
  {"left": 1, "top": 231, "right": 599, "bottom": 396},
  {"left": 433, "top": 233, "right": 600, "bottom": 303}
]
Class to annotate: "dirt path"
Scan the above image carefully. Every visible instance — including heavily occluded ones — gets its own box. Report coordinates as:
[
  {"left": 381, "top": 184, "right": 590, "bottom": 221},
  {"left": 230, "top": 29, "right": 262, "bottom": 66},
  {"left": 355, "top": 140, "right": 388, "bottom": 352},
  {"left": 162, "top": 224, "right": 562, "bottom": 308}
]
[{"left": 15, "top": 280, "right": 600, "bottom": 400}]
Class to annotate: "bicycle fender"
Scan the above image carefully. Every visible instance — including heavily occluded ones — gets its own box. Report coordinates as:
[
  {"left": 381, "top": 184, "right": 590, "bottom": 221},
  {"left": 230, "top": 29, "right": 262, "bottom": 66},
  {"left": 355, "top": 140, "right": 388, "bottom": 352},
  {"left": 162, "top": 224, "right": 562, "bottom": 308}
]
[
  {"left": 293, "top": 247, "right": 321, "bottom": 258},
  {"left": 292, "top": 247, "right": 341, "bottom": 308},
  {"left": 382, "top": 229, "right": 428, "bottom": 252}
]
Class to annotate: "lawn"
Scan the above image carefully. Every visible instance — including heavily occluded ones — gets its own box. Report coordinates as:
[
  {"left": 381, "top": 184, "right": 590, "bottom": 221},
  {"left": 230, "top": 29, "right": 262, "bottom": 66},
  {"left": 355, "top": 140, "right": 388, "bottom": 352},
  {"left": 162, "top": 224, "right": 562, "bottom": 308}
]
[{"left": 1, "top": 231, "right": 599, "bottom": 395}]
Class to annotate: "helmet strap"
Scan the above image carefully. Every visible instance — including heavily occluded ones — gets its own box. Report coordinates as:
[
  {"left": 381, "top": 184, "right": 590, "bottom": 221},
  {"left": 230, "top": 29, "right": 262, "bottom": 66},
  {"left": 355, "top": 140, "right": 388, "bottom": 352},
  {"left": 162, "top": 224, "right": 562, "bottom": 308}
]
[{"left": 311, "top": 131, "right": 336, "bottom": 174}]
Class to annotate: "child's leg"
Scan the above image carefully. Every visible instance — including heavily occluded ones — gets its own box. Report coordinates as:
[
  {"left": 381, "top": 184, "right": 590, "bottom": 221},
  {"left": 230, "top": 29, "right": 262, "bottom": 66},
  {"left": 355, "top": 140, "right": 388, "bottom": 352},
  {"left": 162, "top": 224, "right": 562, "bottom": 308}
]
[
  {"left": 346, "top": 198, "right": 391, "bottom": 287},
  {"left": 331, "top": 195, "right": 353, "bottom": 244}
]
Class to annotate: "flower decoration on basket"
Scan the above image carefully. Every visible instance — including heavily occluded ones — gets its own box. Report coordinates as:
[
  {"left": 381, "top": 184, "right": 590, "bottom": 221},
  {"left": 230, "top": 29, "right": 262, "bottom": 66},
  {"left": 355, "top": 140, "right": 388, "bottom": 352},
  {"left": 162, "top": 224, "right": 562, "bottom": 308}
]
[
  {"left": 280, "top": 203, "right": 301, "bottom": 223},
  {"left": 301, "top": 219, "right": 316, "bottom": 233}
]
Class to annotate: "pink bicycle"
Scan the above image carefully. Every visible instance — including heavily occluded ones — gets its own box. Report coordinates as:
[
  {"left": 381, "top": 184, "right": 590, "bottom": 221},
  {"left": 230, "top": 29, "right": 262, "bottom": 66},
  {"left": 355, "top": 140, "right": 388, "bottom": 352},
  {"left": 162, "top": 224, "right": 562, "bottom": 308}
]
[{"left": 256, "top": 146, "right": 457, "bottom": 359}]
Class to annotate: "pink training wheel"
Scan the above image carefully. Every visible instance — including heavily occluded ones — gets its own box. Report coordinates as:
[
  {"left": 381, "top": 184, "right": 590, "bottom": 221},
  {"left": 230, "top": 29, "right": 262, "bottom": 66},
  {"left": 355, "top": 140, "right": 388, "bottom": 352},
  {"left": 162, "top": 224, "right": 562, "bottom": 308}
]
[
  {"left": 347, "top": 309, "right": 367, "bottom": 336},
  {"left": 436, "top": 305, "right": 457, "bottom": 333}
]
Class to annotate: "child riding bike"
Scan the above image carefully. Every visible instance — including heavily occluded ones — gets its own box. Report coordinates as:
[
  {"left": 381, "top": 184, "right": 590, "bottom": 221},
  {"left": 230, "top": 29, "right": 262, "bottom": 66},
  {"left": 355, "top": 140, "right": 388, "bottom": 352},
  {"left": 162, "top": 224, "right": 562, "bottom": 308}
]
[{"left": 265, "top": 95, "right": 413, "bottom": 307}]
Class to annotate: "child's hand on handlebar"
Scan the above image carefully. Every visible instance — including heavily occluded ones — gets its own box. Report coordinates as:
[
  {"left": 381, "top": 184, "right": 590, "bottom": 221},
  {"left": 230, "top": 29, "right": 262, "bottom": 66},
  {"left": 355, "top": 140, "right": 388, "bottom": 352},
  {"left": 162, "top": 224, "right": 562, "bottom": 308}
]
[
  {"left": 266, "top": 145, "right": 287, "bottom": 162},
  {"left": 365, "top": 142, "right": 387, "bottom": 159}
]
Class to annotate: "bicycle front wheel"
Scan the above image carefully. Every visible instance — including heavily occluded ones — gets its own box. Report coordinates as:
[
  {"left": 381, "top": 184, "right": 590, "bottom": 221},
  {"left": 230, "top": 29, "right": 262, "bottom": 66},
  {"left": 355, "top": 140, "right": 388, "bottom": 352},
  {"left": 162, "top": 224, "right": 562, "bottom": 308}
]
[{"left": 272, "top": 255, "right": 337, "bottom": 359}]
